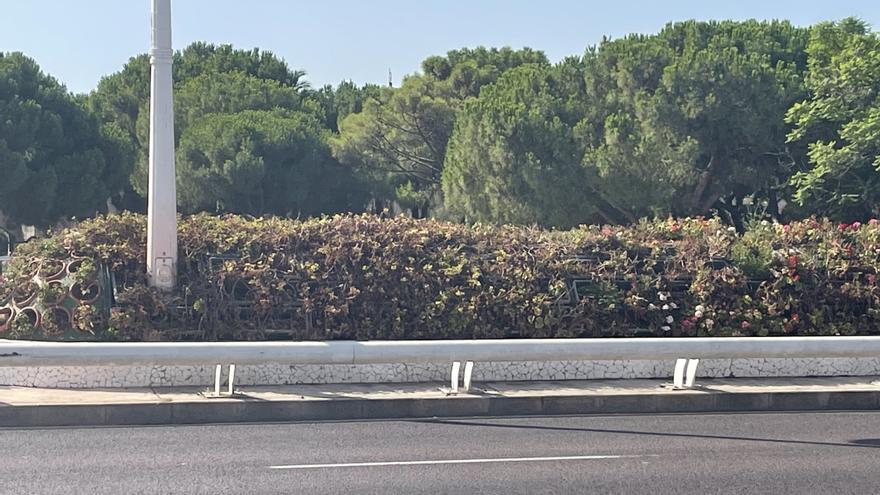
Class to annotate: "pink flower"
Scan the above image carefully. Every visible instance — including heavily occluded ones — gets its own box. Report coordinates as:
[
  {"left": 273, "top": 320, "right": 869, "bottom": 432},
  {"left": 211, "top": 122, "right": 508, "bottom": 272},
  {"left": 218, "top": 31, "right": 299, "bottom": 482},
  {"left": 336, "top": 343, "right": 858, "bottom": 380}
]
[
  {"left": 788, "top": 255, "right": 798, "bottom": 269},
  {"left": 852, "top": 222, "right": 862, "bottom": 230},
  {"left": 783, "top": 224, "right": 791, "bottom": 233},
  {"left": 839, "top": 223, "right": 849, "bottom": 232},
  {"left": 741, "top": 320, "right": 751, "bottom": 329},
  {"left": 869, "top": 219, "right": 879, "bottom": 226}
]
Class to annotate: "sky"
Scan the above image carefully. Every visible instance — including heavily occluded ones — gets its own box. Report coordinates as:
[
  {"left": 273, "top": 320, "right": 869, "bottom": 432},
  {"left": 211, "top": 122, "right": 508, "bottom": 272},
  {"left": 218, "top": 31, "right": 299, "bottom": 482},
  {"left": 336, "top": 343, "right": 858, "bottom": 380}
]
[{"left": 2, "top": 0, "right": 880, "bottom": 94}]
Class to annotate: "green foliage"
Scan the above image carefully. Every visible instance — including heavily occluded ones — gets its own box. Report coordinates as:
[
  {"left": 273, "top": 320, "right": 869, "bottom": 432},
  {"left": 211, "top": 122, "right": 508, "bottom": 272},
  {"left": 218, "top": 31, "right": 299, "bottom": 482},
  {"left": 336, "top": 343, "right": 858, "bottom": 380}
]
[
  {"left": 0, "top": 52, "right": 132, "bottom": 227},
  {"left": 176, "top": 109, "right": 367, "bottom": 215},
  {"left": 2, "top": 214, "right": 878, "bottom": 341},
  {"left": 442, "top": 20, "right": 809, "bottom": 228},
  {"left": 86, "top": 42, "right": 380, "bottom": 219},
  {"left": 786, "top": 18, "right": 880, "bottom": 220},
  {"left": 334, "top": 46, "right": 549, "bottom": 215},
  {"left": 443, "top": 64, "right": 593, "bottom": 227}
]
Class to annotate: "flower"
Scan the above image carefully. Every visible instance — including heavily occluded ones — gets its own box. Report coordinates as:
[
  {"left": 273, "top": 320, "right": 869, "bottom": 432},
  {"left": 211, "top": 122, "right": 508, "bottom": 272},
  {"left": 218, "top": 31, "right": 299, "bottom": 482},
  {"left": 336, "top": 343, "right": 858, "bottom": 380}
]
[
  {"left": 694, "top": 311, "right": 704, "bottom": 319},
  {"left": 669, "top": 302, "right": 678, "bottom": 310},
  {"left": 870, "top": 219, "right": 879, "bottom": 226},
  {"left": 839, "top": 223, "right": 849, "bottom": 232},
  {"left": 662, "top": 304, "right": 670, "bottom": 311},
  {"left": 788, "top": 255, "right": 798, "bottom": 269},
  {"left": 851, "top": 222, "right": 862, "bottom": 230},
  {"left": 666, "top": 315, "right": 675, "bottom": 324},
  {"left": 741, "top": 320, "right": 751, "bottom": 329},
  {"left": 658, "top": 292, "right": 668, "bottom": 302},
  {"left": 783, "top": 224, "right": 791, "bottom": 233},
  {"left": 704, "top": 319, "right": 715, "bottom": 328},
  {"left": 695, "top": 305, "right": 705, "bottom": 313},
  {"left": 661, "top": 325, "right": 671, "bottom": 332},
  {"left": 791, "top": 313, "right": 799, "bottom": 322}
]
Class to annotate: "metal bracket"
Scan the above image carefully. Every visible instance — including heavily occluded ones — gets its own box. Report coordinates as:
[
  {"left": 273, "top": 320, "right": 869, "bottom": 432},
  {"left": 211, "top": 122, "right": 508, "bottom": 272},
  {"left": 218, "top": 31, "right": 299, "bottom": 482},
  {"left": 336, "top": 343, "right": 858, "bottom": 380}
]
[
  {"left": 448, "top": 361, "right": 475, "bottom": 394},
  {"left": 203, "top": 363, "right": 237, "bottom": 398},
  {"left": 672, "top": 358, "right": 700, "bottom": 389}
]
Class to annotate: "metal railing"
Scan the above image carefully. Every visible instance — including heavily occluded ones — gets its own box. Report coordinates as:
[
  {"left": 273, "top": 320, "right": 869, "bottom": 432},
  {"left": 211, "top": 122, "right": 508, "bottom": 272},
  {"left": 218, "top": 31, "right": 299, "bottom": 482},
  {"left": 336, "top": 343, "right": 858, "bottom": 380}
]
[{"left": 3, "top": 336, "right": 880, "bottom": 396}]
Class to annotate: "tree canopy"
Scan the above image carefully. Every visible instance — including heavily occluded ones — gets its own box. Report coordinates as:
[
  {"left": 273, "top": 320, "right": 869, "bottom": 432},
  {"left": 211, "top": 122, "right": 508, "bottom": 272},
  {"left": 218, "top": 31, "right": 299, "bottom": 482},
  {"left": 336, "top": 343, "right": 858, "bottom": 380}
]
[
  {"left": 0, "top": 52, "right": 132, "bottom": 227},
  {"left": 786, "top": 18, "right": 880, "bottom": 220}
]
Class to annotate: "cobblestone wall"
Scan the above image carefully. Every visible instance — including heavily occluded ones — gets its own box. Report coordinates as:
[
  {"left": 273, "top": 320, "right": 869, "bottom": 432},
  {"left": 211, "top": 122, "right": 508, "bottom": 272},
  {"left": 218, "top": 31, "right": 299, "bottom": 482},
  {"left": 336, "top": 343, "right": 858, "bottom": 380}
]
[{"left": 2, "top": 357, "right": 880, "bottom": 388}]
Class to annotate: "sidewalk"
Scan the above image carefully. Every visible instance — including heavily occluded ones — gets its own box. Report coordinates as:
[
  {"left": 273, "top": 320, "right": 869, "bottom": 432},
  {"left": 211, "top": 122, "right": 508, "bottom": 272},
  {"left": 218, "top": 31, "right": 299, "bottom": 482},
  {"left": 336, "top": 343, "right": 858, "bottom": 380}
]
[{"left": 2, "top": 376, "right": 879, "bottom": 427}]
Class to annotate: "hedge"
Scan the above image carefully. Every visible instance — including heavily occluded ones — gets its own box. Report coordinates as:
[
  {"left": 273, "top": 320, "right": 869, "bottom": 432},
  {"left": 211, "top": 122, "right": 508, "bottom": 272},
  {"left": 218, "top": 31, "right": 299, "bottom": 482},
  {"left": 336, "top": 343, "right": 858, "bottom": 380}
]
[{"left": 0, "top": 213, "right": 878, "bottom": 341}]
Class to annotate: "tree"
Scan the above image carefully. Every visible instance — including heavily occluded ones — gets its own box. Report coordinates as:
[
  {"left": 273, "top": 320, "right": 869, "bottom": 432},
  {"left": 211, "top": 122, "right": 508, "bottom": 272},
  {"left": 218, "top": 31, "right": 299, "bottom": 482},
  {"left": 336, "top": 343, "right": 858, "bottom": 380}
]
[
  {"left": 307, "top": 81, "right": 383, "bottom": 133},
  {"left": 0, "top": 53, "right": 132, "bottom": 227},
  {"left": 88, "top": 43, "right": 312, "bottom": 209},
  {"left": 442, "top": 64, "right": 593, "bottom": 227},
  {"left": 786, "top": 18, "right": 880, "bottom": 220},
  {"left": 333, "top": 47, "right": 549, "bottom": 216},
  {"left": 176, "top": 110, "right": 366, "bottom": 216},
  {"left": 579, "top": 20, "right": 809, "bottom": 227},
  {"left": 441, "top": 21, "right": 810, "bottom": 228}
]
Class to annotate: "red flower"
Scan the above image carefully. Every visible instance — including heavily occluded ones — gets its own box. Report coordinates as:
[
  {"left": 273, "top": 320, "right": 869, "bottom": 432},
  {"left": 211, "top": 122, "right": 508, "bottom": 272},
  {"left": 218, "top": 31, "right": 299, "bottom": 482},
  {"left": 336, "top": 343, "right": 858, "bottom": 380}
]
[
  {"left": 791, "top": 314, "right": 799, "bottom": 322},
  {"left": 788, "top": 255, "right": 798, "bottom": 268},
  {"left": 839, "top": 223, "right": 849, "bottom": 232}
]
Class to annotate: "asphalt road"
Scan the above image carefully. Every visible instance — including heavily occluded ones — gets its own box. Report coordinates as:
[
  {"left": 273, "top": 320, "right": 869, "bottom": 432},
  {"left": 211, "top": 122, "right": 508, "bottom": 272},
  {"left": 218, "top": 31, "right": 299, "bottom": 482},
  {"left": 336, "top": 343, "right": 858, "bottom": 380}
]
[{"left": 3, "top": 411, "right": 880, "bottom": 494}]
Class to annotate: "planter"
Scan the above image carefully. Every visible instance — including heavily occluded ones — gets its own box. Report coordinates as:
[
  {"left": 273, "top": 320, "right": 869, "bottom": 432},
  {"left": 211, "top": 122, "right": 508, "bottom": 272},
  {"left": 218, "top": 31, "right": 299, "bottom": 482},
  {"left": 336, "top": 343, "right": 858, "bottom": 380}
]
[
  {"left": 12, "top": 281, "right": 38, "bottom": 307},
  {"left": 0, "top": 307, "right": 14, "bottom": 333},
  {"left": 10, "top": 307, "right": 40, "bottom": 339},
  {"left": 41, "top": 307, "right": 72, "bottom": 337},
  {"left": 66, "top": 258, "right": 98, "bottom": 283},
  {"left": 0, "top": 284, "right": 11, "bottom": 307},
  {"left": 39, "top": 280, "right": 68, "bottom": 306},
  {"left": 70, "top": 281, "right": 101, "bottom": 304},
  {"left": 39, "top": 259, "right": 66, "bottom": 281}
]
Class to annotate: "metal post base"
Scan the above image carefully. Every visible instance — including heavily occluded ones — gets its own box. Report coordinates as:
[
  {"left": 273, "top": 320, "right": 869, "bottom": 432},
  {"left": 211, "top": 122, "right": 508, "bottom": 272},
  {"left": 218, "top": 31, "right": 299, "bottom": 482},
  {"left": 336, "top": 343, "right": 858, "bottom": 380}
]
[
  {"left": 446, "top": 361, "right": 475, "bottom": 394},
  {"left": 202, "top": 363, "right": 238, "bottom": 398},
  {"left": 672, "top": 358, "right": 700, "bottom": 389}
]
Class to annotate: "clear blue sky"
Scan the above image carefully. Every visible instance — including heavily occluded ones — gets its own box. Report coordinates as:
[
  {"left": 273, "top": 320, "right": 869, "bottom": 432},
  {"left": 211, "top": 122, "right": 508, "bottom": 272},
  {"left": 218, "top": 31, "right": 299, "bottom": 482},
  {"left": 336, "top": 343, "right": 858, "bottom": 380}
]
[{"left": 2, "top": 0, "right": 879, "bottom": 94}]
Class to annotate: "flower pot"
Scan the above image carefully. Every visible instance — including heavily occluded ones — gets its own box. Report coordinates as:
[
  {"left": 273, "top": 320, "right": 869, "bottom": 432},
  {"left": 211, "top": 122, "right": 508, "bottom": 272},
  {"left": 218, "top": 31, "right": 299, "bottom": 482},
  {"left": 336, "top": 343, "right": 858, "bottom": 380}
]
[
  {"left": 0, "top": 285, "right": 11, "bottom": 307},
  {"left": 70, "top": 281, "right": 101, "bottom": 304},
  {"left": 12, "top": 281, "right": 38, "bottom": 307},
  {"left": 10, "top": 307, "right": 40, "bottom": 338},
  {"left": 39, "top": 280, "right": 67, "bottom": 306},
  {"left": 41, "top": 307, "right": 72, "bottom": 337},
  {"left": 0, "top": 307, "right": 15, "bottom": 333},
  {"left": 39, "top": 259, "right": 66, "bottom": 282}
]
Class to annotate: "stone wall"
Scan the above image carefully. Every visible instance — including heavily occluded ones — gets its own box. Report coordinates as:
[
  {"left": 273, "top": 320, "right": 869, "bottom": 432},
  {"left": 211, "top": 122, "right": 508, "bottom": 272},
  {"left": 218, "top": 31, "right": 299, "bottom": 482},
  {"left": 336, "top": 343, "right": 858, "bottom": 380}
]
[{"left": 3, "top": 357, "right": 880, "bottom": 388}]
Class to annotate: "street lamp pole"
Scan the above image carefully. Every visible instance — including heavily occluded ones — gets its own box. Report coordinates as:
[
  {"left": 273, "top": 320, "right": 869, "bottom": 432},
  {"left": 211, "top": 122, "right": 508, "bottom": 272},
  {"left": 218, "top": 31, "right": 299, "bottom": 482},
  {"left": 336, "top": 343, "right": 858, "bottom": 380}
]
[{"left": 146, "top": 0, "right": 177, "bottom": 290}]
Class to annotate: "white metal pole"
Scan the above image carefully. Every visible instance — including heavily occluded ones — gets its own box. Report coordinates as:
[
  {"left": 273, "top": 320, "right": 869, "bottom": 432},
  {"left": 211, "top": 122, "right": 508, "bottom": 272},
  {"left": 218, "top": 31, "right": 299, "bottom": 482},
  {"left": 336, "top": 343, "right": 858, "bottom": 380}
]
[{"left": 146, "top": 0, "right": 178, "bottom": 290}]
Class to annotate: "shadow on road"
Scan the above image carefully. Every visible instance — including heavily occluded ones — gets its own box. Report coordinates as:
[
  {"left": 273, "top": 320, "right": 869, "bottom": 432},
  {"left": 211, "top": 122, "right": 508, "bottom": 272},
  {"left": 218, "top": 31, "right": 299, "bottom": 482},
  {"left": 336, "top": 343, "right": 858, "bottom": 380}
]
[{"left": 416, "top": 418, "right": 880, "bottom": 450}]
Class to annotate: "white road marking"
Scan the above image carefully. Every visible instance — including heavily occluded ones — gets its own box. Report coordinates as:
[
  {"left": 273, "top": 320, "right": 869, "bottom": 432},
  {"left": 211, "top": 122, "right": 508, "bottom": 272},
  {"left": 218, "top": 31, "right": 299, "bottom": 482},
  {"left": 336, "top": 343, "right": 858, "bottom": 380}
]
[{"left": 269, "top": 454, "right": 656, "bottom": 470}]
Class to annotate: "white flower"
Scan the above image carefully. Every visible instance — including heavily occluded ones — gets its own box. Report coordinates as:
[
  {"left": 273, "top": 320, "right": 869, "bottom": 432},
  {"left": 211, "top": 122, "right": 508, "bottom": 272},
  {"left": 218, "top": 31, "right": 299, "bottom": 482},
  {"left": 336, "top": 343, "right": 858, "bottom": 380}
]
[
  {"left": 694, "top": 311, "right": 704, "bottom": 319},
  {"left": 669, "top": 303, "right": 678, "bottom": 310},
  {"left": 662, "top": 304, "right": 670, "bottom": 311},
  {"left": 705, "top": 319, "right": 715, "bottom": 328},
  {"left": 658, "top": 292, "right": 668, "bottom": 301},
  {"left": 695, "top": 305, "right": 705, "bottom": 313},
  {"left": 666, "top": 315, "right": 674, "bottom": 324},
  {"left": 661, "top": 326, "right": 671, "bottom": 332},
  {"left": 728, "top": 227, "right": 737, "bottom": 233},
  {"left": 648, "top": 303, "right": 657, "bottom": 310}
]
